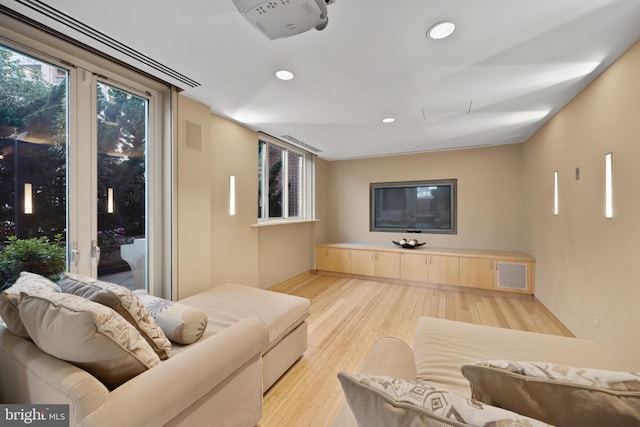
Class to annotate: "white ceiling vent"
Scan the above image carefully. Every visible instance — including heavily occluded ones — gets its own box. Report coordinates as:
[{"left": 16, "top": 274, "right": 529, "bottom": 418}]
[
  {"left": 233, "top": 0, "right": 334, "bottom": 40},
  {"left": 2, "top": 0, "right": 201, "bottom": 88},
  {"left": 281, "top": 134, "right": 322, "bottom": 153},
  {"left": 422, "top": 100, "right": 473, "bottom": 122}
]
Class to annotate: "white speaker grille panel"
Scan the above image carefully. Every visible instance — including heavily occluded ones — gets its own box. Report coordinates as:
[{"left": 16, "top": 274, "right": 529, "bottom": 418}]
[
  {"left": 496, "top": 262, "right": 528, "bottom": 290},
  {"left": 185, "top": 120, "right": 203, "bottom": 151}
]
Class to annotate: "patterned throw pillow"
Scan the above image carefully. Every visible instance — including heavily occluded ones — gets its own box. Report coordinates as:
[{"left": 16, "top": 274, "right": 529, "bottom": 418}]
[
  {"left": 338, "top": 372, "right": 551, "bottom": 427},
  {"left": 462, "top": 360, "right": 640, "bottom": 426},
  {"left": 136, "top": 294, "right": 208, "bottom": 344},
  {"left": 59, "top": 272, "right": 171, "bottom": 359},
  {"left": 19, "top": 291, "right": 160, "bottom": 390},
  {"left": 0, "top": 272, "right": 61, "bottom": 337}
]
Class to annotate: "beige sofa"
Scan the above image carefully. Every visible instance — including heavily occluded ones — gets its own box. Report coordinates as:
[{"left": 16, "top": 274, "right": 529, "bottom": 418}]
[
  {"left": 0, "top": 279, "right": 310, "bottom": 427},
  {"left": 0, "top": 317, "right": 267, "bottom": 426},
  {"left": 335, "top": 317, "right": 634, "bottom": 426}
]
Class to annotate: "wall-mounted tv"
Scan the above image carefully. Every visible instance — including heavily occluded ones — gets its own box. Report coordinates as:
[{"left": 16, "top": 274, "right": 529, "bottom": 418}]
[{"left": 370, "top": 179, "right": 457, "bottom": 234}]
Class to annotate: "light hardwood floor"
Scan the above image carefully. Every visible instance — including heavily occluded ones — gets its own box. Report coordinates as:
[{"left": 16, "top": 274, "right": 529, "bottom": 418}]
[{"left": 258, "top": 272, "right": 572, "bottom": 427}]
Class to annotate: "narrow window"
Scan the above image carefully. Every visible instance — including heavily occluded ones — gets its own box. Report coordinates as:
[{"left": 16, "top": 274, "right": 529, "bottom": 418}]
[
  {"left": 267, "top": 144, "right": 284, "bottom": 218},
  {"left": 287, "top": 150, "right": 303, "bottom": 218}
]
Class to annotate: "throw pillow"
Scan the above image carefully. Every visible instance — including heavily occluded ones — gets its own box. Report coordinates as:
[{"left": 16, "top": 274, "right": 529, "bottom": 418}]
[
  {"left": 59, "top": 272, "right": 171, "bottom": 359},
  {"left": 337, "top": 372, "right": 551, "bottom": 427},
  {"left": 0, "top": 272, "right": 61, "bottom": 337},
  {"left": 136, "top": 294, "right": 208, "bottom": 344},
  {"left": 19, "top": 291, "right": 160, "bottom": 390},
  {"left": 462, "top": 360, "right": 640, "bottom": 427}
]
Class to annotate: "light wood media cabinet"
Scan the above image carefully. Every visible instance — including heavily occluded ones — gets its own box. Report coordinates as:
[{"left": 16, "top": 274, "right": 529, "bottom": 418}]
[{"left": 315, "top": 243, "right": 535, "bottom": 294}]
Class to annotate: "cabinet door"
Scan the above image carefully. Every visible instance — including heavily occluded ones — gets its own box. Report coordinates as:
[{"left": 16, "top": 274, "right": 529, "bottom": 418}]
[
  {"left": 331, "top": 248, "right": 352, "bottom": 274},
  {"left": 351, "top": 250, "right": 375, "bottom": 276},
  {"left": 401, "top": 252, "right": 429, "bottom": 282},
  {"left": 459, "top": 257, "right": 494, "bottom": 289},
  {"left": 374, "top": 251, "right": 401, "bottom": 279},
  {"left": 316, "top": 247, "right": 332, "bottom": 271},
  {"left": 429, "top": 255, "right": 459, "bottom": 285}
]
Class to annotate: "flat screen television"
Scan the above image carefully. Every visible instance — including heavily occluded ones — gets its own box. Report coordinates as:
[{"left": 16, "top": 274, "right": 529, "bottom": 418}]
[{"left": 370, "top": 179, "right": 457, "bottom": 234}]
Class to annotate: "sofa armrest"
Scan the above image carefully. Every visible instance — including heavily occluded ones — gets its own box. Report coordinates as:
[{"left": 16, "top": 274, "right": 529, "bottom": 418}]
[
  {"left": 0, "top": 326, "right": 109, "bottom": 421},
  {"left": 80, "top": 317, "right": 269, "bottom": 427},
  {"left": 333, "top": 337, "right": 416, "bottom": 427},
  {"left": 361, "top": 337, "right": 417, "bottom": 380}
]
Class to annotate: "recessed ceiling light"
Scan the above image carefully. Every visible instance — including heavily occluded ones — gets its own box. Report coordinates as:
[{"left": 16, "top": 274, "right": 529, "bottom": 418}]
[
  {"left": 427, "top": 21, "right": 456, "bottom": 40},
  {"left": 275, "top": 70, "right": 295, "bottom": 80},
  {"left": 382, "top": 117, "right": 395, "bottom": 123}
]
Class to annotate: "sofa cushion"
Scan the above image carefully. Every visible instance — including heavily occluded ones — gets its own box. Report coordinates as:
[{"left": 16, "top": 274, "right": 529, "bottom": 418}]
[
  {"left": 413, "top": 317, "right": 630, "bottom": 396},
  {"left": 59, "top": 272, "right": 171, "bottom": 359},
  {"left": 19, "top": 291, "right": 160, "bottom": 390},
  {"left": 136, "top": 293, "right": 208, "bottom": 344},
  {"left": 0, "top": 272, "right": 61, "bottom": 338},
  {"left": 462, "top": 360, "right": 640, "bottom": 427},
  {"left": 337, "top": 372, "right": 551, "bottom": 427},
  {"left": 179, "top": 283, "right": 310, "bottom": 351}
]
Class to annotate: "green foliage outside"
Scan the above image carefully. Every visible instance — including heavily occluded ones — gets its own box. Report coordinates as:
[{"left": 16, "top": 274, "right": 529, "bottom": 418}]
[
  {"left": 0, "top": 49, "right": 54, "bottom": 132},
  {"left": 0, "top": 235, "right": 66, "bottom": 290}
]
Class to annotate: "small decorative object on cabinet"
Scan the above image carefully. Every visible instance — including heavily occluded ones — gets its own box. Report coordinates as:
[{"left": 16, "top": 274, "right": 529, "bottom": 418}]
[{"left": 392, "top": 239, "right": 426, "bottom": 249}]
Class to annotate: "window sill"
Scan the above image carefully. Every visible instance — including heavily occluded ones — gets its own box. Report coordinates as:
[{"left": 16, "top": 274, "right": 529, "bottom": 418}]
[{"left": 251, "top": 219, "right": 320, "bottom": 228}]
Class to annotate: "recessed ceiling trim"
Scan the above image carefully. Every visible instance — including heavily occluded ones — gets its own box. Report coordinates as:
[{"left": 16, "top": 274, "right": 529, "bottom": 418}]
[{"left": 5, "top": 0, "right": 201, "bottom": 88}]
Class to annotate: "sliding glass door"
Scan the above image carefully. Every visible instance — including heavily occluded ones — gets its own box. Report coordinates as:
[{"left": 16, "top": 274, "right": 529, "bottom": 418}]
[
  {"left": 0, "top": 44, "right": 152, "bottom": 291},
  {"left": 96, "top": 82, "right": 148, "bottom": 289}
]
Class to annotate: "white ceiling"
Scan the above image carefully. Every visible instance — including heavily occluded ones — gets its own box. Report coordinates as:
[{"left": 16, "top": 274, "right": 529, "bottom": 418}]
[{"left": 3, "top": 0, "right": 640, "bottom": 160}]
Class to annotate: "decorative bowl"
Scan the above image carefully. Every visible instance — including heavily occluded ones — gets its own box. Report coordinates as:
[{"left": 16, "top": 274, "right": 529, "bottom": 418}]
[{"left": 392, "top": 240, "right": 426, "bottom": 249}]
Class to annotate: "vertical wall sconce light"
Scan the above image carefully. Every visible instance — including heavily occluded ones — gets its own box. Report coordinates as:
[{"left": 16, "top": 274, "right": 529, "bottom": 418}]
[
  {"left": 107, "top": 187, "right": 114, "bottom": 214},
  {"left": 553, "top": 170, "right": 559, "bottom": 216},
  {"left": 605, "top": 153, "right": 613, "bottom": 219},
  {"left": 229, "top": 175, "right": 236, "bottom": 216},
  {"left": 24, "top": 183, "right": 33, "bottom": 214}
]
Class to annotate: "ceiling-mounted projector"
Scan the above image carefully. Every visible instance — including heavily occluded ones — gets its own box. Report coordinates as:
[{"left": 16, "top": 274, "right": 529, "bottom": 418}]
[{"left": 233, "top": 0, "right": 335, "bottom": 40}]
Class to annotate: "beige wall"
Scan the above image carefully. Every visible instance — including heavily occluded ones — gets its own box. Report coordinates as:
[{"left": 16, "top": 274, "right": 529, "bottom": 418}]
[
  {"left": 175, "top": 95, "right": 213, "bottom": 299},
  {"left": 523, "top": 40, "right": 640, "bottom": 369},
  {"left": 257, "top": 222, "right": 316, "bottom": 287},
  {"left": 325, "top": 144, "right": 525, "bottom": 251},
  {"left": 209, "top": 114, "right": 260, "bottom": 288},
  {"left": 175, "top": 97, "right": 328, "bottom": 293}
]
